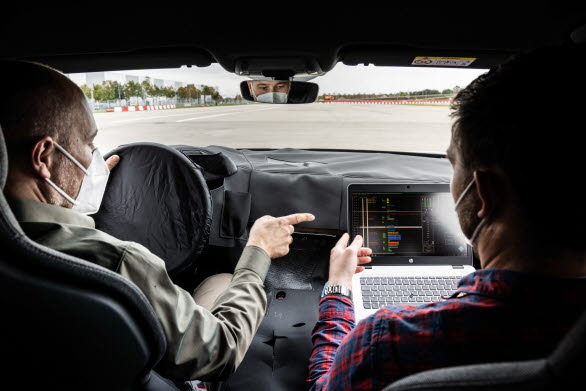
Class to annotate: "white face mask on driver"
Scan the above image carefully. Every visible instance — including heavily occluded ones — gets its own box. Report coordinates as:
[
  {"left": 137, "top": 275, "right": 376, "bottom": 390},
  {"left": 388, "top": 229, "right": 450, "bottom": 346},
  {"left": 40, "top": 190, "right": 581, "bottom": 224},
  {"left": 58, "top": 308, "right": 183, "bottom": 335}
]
[
  {"left": 44, "top": 142, "right": 110, "bottom": 215},
  {"left": 256, "top": 92, "right": 288, "bottom": 104}
]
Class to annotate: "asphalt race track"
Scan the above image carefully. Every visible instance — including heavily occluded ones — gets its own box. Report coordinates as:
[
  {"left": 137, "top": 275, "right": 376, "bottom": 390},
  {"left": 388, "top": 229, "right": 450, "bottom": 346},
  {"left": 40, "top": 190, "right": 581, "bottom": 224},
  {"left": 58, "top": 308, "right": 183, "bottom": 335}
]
[{"left": 93, "top": 103, "right": 453, "bottom": 154}]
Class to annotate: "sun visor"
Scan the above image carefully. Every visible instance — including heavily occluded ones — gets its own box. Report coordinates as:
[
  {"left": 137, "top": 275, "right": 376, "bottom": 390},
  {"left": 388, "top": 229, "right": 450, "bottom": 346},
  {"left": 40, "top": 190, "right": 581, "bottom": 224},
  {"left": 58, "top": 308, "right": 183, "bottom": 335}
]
[
  {"left": 340, "top": 45, "right": 512, "bottom": 69},
  {"left": 26, "top": 47, "right": 214, "bottom": 74}
]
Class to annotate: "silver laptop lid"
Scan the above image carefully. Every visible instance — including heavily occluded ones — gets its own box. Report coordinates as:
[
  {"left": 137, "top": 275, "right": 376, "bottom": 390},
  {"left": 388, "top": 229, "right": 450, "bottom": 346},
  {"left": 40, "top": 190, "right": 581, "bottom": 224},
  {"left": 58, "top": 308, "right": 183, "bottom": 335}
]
[{"left": 347, "top": 183, "right": 473, "bottom": 266}]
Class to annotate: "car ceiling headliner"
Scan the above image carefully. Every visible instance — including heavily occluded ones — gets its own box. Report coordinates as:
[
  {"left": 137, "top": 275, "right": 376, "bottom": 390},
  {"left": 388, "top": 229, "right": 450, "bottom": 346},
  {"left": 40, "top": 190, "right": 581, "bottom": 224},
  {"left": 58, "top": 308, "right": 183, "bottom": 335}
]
[{"left": 2, "top": 3, "right": 585, "bottom": 75}]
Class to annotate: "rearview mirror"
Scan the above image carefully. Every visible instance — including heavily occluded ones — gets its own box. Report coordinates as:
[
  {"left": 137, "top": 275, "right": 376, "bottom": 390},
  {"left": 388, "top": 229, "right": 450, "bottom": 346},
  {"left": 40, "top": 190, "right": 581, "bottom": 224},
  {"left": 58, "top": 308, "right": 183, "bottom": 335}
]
[{"left": 240, "top": 80, "right": 319, "bottom": 104}]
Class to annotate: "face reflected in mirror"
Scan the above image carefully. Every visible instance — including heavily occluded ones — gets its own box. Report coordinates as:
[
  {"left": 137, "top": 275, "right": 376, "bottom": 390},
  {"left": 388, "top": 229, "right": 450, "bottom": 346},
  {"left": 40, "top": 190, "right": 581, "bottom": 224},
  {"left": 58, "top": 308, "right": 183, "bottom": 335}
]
[{"left": 247, "top": 80, "right": 291, "bottom": 103}]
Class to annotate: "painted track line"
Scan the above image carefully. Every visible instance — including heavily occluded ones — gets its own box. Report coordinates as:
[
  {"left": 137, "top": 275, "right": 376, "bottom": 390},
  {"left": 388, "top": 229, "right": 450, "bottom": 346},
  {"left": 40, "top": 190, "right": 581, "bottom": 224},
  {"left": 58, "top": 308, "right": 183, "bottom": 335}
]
[
  {"left": 111, "top": 108, "right": 256, "bottom": 124},
  {"left": 176, "top": 107, "right": 277, "bottom": 123}
]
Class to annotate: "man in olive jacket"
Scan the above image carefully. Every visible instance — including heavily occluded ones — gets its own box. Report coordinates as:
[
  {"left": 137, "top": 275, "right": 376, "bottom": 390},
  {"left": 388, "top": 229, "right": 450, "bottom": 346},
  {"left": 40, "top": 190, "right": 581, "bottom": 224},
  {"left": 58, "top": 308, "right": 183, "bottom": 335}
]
[{"left": 0, "top": 60, "right": 315, "bottom": 382}]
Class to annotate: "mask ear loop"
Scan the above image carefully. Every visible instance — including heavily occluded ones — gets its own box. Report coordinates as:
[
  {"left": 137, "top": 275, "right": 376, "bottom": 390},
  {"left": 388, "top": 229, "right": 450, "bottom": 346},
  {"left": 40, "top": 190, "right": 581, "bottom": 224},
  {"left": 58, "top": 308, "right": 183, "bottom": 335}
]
[
  {"left": 454, "top": 174, "right": 492, "bottom": 246},
  {"left": 454, "top": 177, "right": 476, "bottom": 210},
  {"left": 53, "top": 142, "right": 89, "bottom": 175},
  {"left": 44, "top": 141, "right": 90, "bottom": 206},
  {"left": 248, "top": 81, "right": 258, "bottom": 100},
  {"left": 468, "top": 216, "right": 488, "bottom": 245},
  {"left": 45, "top": 178, "right": 79, "bottom": 205},
  {"left": 469, "top": 173, "right": 495, "bottom": 245}
]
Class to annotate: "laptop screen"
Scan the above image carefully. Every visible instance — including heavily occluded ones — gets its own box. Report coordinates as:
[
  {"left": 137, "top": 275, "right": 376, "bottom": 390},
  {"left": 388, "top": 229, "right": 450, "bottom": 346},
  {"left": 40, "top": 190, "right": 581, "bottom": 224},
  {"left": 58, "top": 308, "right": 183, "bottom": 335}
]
[{"left": 348, "top": 184, "right": 472, "bottom": 265}]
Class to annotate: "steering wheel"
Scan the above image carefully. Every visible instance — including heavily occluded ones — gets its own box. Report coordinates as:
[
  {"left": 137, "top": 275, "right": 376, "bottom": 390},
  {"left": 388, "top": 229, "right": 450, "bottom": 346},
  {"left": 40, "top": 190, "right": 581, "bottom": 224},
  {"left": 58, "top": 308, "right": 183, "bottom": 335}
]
[{"left": 93, "top": 142, "right": 212, "bottom": 276}]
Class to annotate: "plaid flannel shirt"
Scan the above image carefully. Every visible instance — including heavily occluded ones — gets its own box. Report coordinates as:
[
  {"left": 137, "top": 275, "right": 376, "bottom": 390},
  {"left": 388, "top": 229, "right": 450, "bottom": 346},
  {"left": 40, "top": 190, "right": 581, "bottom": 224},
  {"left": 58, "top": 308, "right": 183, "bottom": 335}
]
[{"left": 308, "top": 268, "right": 586, "bottom": 391}]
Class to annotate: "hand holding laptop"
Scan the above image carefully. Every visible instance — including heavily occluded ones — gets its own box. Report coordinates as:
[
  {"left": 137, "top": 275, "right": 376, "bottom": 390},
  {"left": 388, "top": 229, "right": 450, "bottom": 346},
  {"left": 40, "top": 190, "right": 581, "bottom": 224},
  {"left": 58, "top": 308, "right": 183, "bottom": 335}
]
[{"left": 328, "top": 233, "right": 373, "bottom": 290}]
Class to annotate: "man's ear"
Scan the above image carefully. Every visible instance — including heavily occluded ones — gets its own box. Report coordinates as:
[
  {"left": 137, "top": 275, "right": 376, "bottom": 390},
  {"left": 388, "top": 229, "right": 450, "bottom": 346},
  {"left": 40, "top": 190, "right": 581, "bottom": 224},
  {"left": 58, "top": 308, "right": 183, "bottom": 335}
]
[
  {"left": 31, "top": 136, "right": 55, "bottom": 180},
  {"left": 473, "top": 170, "right": 507, "bottom": 219}
]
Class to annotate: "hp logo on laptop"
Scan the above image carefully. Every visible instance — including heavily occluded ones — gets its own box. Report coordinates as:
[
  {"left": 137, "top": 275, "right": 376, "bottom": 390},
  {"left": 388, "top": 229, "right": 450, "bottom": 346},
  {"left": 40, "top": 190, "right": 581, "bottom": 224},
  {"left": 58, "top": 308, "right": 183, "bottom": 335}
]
[{"left": 409, "top": 259, "right": 414, "bottom": 263}]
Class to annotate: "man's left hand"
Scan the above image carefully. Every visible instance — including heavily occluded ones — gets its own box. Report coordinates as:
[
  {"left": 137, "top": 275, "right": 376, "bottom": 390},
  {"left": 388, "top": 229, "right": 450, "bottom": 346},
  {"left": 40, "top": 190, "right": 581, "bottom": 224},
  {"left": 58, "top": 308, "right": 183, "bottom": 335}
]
[
  {"left": 105, "top": 155, "right": 120, "bottom": 171},
  {"left": 328, "top": 233, "right": 372, "bottom": 290}
]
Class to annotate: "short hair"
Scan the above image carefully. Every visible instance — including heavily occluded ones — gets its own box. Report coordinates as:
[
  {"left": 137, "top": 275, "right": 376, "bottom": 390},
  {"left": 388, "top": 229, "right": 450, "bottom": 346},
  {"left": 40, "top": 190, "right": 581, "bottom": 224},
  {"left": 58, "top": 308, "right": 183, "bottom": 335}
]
[
  {"left": 451, "top": 44, "right": 585, "bottom": 256},
  {"left": 0, "top": 60, "right": 86, "bottom": 164}
]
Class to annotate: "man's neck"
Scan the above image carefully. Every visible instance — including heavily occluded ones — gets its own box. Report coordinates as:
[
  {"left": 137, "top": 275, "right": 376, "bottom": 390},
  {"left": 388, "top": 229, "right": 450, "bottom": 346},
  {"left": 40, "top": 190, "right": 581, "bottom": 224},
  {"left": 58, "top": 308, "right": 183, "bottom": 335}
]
[
  {"left": 5, "top": 175, "right": 58, "bottom": 206},
  {"left": 478, "top": 229, "right": 585, "bottom": 277}
]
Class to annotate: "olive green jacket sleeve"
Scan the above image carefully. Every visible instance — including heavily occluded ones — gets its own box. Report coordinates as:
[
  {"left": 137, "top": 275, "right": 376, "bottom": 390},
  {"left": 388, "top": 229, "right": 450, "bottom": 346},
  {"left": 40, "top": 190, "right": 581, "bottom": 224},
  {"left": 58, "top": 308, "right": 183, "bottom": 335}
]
[{"left": 118, "top": 243, "right": 271, "bottom": 381}]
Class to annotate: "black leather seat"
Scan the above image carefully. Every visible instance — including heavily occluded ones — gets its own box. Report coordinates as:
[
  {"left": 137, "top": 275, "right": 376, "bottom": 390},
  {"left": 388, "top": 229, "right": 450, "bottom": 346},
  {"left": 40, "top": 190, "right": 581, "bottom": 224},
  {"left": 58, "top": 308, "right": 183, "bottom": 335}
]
[
  {"left": 383, "top": 309, "right": 586, "bottom": 390},
  {"left": 0, "top": 129, "right": 180, "bottom": 389}
]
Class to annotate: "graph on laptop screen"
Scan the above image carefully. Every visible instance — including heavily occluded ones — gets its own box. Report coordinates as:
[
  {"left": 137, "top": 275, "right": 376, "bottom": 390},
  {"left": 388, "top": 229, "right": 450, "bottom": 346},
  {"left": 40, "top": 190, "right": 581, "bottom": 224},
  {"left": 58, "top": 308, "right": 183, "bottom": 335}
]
[{"left": 351, "top": 192, "right": 467, "bottom": 256}]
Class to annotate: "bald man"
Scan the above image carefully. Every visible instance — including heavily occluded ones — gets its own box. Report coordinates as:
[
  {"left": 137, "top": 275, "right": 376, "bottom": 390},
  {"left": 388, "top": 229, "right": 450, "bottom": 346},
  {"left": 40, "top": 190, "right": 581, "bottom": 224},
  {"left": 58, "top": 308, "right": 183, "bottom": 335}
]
[{"left": 0, "top": 60, "right": 315, "bottom": 383}]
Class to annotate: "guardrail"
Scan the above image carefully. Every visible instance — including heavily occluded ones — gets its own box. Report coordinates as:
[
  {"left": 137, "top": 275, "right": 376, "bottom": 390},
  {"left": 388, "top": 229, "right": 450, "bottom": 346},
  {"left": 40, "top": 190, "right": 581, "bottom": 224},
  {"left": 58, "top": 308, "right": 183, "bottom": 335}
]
[
  {"left": 105, "top": 105, "right": 177, "bottom": 112},
  {"left": 321, "top": 99, "right": 452, "bottom": 105}
]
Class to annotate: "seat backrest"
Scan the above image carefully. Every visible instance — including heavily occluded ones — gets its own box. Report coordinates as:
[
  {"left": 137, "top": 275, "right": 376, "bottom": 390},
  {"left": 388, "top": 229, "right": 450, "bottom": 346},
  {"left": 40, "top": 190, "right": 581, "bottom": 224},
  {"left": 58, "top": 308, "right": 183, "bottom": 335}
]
[
  {"left": 384, "top": 308, "right": 586, "bottom": 391},
  {"left": 0, "top": 126, "right": 176, "bottom": 390}
]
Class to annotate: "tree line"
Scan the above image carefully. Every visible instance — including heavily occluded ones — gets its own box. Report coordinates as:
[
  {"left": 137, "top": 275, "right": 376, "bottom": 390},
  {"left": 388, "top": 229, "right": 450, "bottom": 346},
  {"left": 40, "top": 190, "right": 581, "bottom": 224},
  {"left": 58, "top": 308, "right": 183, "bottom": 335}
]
[
  {"left": 319, "top": 87, "right": 461, "bottom": 100},
  {"left": 80, "top": 80, "right": 224, "bottom": 103}
]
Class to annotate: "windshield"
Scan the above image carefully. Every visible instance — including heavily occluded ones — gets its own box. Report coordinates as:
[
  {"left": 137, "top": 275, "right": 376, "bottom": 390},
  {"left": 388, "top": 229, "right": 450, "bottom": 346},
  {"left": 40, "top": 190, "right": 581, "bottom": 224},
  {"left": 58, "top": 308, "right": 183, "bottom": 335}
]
[{"left": 67, "top": 64, "right": 487, "bottom": 154}]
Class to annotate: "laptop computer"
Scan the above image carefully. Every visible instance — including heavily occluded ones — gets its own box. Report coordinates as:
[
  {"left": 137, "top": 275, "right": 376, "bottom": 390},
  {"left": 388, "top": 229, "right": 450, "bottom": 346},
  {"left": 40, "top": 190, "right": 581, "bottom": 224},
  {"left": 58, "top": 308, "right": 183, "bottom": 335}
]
[{"left": 348, "top": 183, "right": 475, "bottom": 321}]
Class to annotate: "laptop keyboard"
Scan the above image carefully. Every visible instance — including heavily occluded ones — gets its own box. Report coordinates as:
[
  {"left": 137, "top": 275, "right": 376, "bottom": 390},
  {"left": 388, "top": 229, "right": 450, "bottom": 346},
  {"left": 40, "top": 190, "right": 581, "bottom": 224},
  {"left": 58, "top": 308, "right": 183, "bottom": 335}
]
[{"left": 359, "top": 276, "right": 461, "bottom": 309}]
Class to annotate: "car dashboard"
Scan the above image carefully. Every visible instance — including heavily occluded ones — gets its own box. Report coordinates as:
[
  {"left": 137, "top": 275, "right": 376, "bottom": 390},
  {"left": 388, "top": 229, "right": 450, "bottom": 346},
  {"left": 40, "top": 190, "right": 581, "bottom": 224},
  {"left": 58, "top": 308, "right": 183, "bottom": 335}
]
[{"left": 182, "top": 146, "right": 453, "bottom": 245}]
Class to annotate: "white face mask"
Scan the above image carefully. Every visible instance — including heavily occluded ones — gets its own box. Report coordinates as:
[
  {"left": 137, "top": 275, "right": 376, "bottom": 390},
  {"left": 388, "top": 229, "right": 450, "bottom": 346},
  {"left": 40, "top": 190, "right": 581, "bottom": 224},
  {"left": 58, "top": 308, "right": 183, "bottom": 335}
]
[
  {"left": 256, "top": 91, "right": 288, "bottom": 104},
  {"left": 45, "top": 142, "right": 110, "bottom": 215},
  {"left": 453, "top": 177, "right": 488, "bottom": 246}
]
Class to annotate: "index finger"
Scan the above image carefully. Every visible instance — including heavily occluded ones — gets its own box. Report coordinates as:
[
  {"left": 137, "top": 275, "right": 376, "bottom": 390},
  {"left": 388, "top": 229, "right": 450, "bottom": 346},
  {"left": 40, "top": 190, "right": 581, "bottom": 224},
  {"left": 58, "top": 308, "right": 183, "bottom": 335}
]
[
  {"left": 348, "top": 234, "right": 364, "bottom": 250},
  {"left": 278, "top": 213, "right": 315, "bottom": 225},
  {"left": 335, "top": 233, "right": 350, "bottom": 249}
]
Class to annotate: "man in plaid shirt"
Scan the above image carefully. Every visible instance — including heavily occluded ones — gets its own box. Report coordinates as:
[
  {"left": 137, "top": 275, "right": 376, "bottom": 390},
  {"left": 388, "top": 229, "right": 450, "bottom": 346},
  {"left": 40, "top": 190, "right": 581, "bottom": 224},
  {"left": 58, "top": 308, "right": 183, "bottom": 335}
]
[{"left": 307, "top": 45, "right": 586, "bottom": 391}]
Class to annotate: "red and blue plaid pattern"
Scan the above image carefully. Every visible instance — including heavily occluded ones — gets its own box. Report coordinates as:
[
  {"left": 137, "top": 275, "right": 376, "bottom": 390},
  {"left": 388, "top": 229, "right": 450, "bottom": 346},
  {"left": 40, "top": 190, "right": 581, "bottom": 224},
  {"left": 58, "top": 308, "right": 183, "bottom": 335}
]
[{"left": 308, "top": 268, "right": 586, "bottom": 391}]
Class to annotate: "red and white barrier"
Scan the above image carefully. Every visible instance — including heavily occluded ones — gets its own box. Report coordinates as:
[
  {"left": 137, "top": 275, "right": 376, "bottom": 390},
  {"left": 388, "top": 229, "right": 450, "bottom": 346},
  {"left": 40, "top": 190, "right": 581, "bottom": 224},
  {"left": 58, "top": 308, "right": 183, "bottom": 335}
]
[
  {"left": 107, "top": 105, "right": 176, "bottom": 112},
  {"left": 322, "top": 99, "right": 452, "bottom": 105}
]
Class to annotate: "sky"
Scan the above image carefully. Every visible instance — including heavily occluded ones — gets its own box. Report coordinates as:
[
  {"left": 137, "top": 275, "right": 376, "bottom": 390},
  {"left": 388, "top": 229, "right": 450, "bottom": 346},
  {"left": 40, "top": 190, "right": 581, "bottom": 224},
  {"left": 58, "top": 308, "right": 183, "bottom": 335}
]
[{"left": 70, "top": 63, "right": 488, "bottom": 98}]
